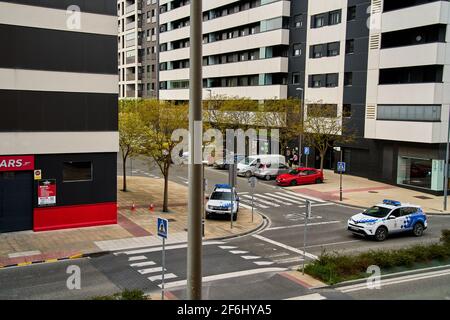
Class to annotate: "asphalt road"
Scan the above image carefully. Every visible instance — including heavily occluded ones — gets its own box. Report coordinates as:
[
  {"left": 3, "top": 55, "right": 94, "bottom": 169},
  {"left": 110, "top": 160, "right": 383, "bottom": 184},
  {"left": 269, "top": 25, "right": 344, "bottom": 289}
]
[{"left": 0, "top": 156, "right": 449, "bottom": 300}]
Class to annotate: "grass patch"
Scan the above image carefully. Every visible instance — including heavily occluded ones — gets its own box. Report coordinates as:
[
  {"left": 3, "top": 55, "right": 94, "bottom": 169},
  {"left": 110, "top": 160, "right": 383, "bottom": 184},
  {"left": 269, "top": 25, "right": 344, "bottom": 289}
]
[
  {"left": 304, "top": 229, "right": 450, "bottom": 285},
  {"left": 92, "top": 289, "right": 148, "bottom": 300}
]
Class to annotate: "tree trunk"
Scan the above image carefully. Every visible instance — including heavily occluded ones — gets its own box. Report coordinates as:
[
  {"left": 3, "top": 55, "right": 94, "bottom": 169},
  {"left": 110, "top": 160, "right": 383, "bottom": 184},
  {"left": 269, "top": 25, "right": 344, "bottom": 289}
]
[
  {"left": 163, "top": 168, "right": 169, "bottom": 213},
  {"left": 320, "top": 152, "right": 325, "bottom": 173},
  {"left": 122, "top": 156, "right": 128, "bottom": 192}
]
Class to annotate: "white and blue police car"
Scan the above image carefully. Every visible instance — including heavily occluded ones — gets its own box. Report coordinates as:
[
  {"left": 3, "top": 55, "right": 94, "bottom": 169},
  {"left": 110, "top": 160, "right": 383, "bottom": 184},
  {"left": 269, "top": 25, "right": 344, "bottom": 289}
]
[
  {"left": 205, "top": 184, "right": 239, "bottom": 221},
  {"left": 347, "top": 200, "right": 427, "bottom": 241}
]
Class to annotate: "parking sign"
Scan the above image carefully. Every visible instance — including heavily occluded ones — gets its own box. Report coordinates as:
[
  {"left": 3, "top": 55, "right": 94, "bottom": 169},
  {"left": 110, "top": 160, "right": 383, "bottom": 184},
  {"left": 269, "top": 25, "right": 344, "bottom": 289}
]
[
  {"left": 304, "top": 147, "right": 310, "bottom": 155},
  {"left": 157, "top": 217, "right": 168, "bottom": 239},
  {"left": 337, "top": 162, "right": 346, "bottom": 173}
]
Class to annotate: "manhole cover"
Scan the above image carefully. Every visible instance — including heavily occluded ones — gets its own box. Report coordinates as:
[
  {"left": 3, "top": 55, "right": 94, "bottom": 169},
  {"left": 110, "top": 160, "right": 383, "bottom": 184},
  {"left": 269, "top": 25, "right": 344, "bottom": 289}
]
[{"left": 414, "top": 195, "right": 433, "bottom": 200}]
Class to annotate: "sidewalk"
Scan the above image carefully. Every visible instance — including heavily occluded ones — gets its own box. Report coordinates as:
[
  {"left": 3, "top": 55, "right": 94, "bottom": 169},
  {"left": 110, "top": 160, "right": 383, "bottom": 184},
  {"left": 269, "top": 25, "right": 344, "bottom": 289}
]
[
  {"left": 290, "top": 170, "right": 449, "bottom": 214},
  {"left": 0, "top": 176, "right": 263, "bottom": 268}
]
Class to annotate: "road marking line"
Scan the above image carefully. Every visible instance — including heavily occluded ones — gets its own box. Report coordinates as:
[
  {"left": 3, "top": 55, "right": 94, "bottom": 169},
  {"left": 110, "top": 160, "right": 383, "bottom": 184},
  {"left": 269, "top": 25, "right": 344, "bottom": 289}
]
[
  {"left": 268, "top": 193, "right": 305, "bottom": 204},
  {"left": 275, "top": 192, "right": 313, "bottom": 203},
  {"left": 252, "top": 194, "right": 292, "bottom": 205},
  {"left": 149, "top": 273, "right": 177, "bottom": 282},
  {"left": 241, "top": 194, "right": 280, "bottom": 207},
  {"left": 305, "top": 239, "right": 361, "bottom": 249},
  {"left": 241, "top": 256, "right": 261, "bottom": 260},
  {"left": 130, "top": 261, "right": 156, "bottom": 268},
  {"left": 266, "top": 220, "right": 341, "bottom": 231},
  {"left": 252, "top": 234, "right": 318, "bottom": 260},
  {"left": 274, "top": 257, "right": 304, "bottom": 264},
  {"left": 285, "top": 293, "right": 326, "bottom": 300},
  {"left": 218, "top": 246, "right": 237, "bottom": 250},
  {"left": 254, "top": 261, "right": 275, "bottom": 266},
  {"left": 229, "top": 250, "right": 248, "bottom": 254},
  {"left": 138, "top": 267, "right": 165, "bottom": 275},
  {"left": 128, "top": 256, "right": 147, "bottom": 262},
  {"left": 239, "top": 199, "right": 269, "bottom": 209},
  {"left": 239, "top": 203, "right": 254, "bottom": 210},
  {"left": 119, "top": 241, "right": 224, "bottom": 255},
  {"left": 283, "top": 190, "right": 326, "bottom": 203},
  {"left": 158, "top": 268, "right": 287, "bottom": 289},
  {"left": 298, "top": 203, "right": 334, "bottom": 208},
  {"left": 339, "top": 269, "right": 450, "bottom": 293}
]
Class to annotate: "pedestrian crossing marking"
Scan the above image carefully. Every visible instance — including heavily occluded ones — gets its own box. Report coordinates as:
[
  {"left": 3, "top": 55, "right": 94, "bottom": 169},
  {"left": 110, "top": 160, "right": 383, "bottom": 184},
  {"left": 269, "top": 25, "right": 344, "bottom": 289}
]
[
  {"left": 241, "top": 256, "right": 261, "bottom": 260},
  {"left": 252, "top": 193, "right": 292, "bottom": 205},
  {"left": 130, "top": 261, "right": 156, "bottom": 268},
  {"left": 275, "top": 192, "right": 311, "bottom": 203},
  {"left": 219, "top": 246, "right": 237, "bottom": 250},
  {"left": 268, "top": 193, "right": 305, "bottom": 204},
  {"left": 128, "top": 256, "right": 147, "bottom": 262},
  {"left": 254, "top": 261, "right": 275, "bottom": 266},
  {"left": 239, "top": 199, "right": 269, "bottom": 209},
  {"left": 148, "top": 273, "right": 177, "bottom": 282},
  {"left": 137, "top": 266, "right": 165, "bottom": 275},
  {"left": 241, "top": 194, "right": 280, "bottom": 207},
  {"left": 229, "top": 250, "right": 248, "bottom": 254}
]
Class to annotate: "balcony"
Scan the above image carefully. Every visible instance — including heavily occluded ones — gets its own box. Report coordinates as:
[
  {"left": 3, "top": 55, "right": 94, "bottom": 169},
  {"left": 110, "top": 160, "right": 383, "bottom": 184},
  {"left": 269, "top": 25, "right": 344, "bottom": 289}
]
[
  {"left": 379, "top": 43, "right": 446, "bottom": 69},
  {"left": 377, "top": 83, "right": 445, "bottom": 105}
]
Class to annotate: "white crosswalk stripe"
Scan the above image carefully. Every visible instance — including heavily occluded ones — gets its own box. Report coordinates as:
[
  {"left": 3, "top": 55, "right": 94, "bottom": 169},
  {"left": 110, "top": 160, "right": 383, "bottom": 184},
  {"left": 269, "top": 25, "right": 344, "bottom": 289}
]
[
  {"left": 137, "top": 267, "right": 165, "bottom": 275},
  {"left": 275, "top": 192, "right": 315, "bottom": 203},
  {"left": 239, "top": 198, "right": 269, "bottom": 209},
  {"left": 128, "top": 256, "right": 147, "bottom": 262},
  {"left": 148, "top": 273, "right": 177, "bottom": 282},
  {"left": 130, "top": 261, "right": 156, "bottom": 268},
  {"left": 266, "top": 193, "right": 305, "bottom": 204},
  {"left": 237, "top": 191, "right": 322, "bottom": 209},
  {"left": 241, "top": 194, "right": 280, "bottom": 207},
  {"left": 252, "top": 193, "right": 293, "bottom": 205}
]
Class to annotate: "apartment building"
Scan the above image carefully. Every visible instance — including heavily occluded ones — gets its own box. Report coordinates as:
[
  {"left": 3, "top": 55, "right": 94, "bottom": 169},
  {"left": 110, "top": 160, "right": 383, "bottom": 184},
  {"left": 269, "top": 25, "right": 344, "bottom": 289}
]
[
  {"left": 0, "top": 1, "right": 118, "bottom": 232},
  {"left": 158, "top": 0, "right": 291, "bottom": 101},
  {"left": 148, "top": 0, "right": 449, "bottom": 193},
  {"left": 118, "top": 0, "right": 159, "bottom": 98}
]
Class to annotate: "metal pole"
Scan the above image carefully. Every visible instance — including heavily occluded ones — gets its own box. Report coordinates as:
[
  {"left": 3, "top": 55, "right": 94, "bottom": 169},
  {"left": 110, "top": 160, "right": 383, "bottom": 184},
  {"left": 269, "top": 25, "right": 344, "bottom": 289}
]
[
  {"left": 251, "top": 186, "right": 254, "bottom": 223},
  {"left": 302, "top": 200, "right": 311, "bottom": 275},
  {"left": 230, "top": 187, "right": 234, "bottom": 229},
  {"left": 161, "top": 237, "right": 165, "bottom": 300},
  {"left": 340, "top": 150, "right": 343, "bottom": 202},
  {"left": 202, "top": 163, "right": 205, "bottom": 237},
  {"left": 444, "top": 108, "right": 450, "bottom": 211},
  {"left": 187, "top": 0, "right": 203, "bottom": 301}
]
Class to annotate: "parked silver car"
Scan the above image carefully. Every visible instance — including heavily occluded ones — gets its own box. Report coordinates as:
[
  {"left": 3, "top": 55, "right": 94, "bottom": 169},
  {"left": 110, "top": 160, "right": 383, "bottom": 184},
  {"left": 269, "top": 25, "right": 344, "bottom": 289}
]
[{"left": 254, "top": 163, "right": 291, "bottom": 180}]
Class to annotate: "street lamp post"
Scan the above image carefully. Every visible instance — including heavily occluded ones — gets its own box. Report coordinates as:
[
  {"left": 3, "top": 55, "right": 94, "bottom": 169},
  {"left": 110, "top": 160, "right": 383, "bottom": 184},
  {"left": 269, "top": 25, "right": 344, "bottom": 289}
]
[
  {"left": 444, "top": 108, "right": 450, "bottom": 211},
  {"left": 187, "top": 0, "right": 203, "bottom": 300},
  {"left": 296, "top": 87, "right": 305, "bottom": 167}
]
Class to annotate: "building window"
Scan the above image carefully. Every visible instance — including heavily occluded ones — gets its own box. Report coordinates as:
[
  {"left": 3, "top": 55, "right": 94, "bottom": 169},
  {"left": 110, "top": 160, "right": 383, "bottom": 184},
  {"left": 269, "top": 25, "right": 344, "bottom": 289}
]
[
  {"left": 347, "top": 6, "right": 356, "bottom": 21},
  {"left": 346, "top": 39, "right": 355, "bottom": 54},
  {"left": 327, "top": 42, "right": 340, "bottom": 56},
  {"left": 294, "top": 14, "right": 303, "bottom": 28},
  {"left": 292, "top": 72, "right": 301, "bottom": 85},
  {"left": 311, "top": 44, "right": 323, "bottom": 58},
  {"left": 343, "top": 104, "right": 352, "bottom": 118},
  {"left": 377, "top": 105, "right": 441, "bottom": 122},
  {"left": 312, "top": 14, "right": 326, "bottom": 28},
  {"left": 344, "top": 72, "right": 353, "bottom": 86},
  {"left": 326, "top": 73, "right": 339, "bottom": 87},
  {"left": 63, "top": 161, "right": 93, "bottom": 182},
  {"left": 329, "top": 10, "right": 342, "bottom": 25},
  {"left": 293, "top": 44, "right": 302, "bottom": 56}
]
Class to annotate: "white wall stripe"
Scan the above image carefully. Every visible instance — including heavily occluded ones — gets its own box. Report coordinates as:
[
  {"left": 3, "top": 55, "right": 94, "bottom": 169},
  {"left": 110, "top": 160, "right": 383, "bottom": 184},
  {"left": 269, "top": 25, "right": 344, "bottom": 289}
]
[
  {"left": 0, "top": 68, "right": 118, "bottom": 94},
  {"left": 0, "top": 2, "right": 117, "bottom": 36}
]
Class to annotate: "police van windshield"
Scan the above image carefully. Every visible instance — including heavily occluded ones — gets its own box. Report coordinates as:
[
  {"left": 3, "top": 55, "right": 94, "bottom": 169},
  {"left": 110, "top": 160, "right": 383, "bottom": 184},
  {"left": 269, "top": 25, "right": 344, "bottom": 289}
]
[
  {"left": 241, "top": 157, "right": 256, "bottom": 165},
  {"left": 363, "top": 206, "right": 391, "bottom": 218},
  {"left": 211, "top": 191, "right": 232, "bottom": 201}
]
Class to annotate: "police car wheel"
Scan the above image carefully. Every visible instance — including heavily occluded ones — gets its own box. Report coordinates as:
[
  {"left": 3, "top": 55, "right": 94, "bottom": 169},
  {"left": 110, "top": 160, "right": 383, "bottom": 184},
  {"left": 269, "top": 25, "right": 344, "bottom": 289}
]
[
  {"left": 233, "top": 214, "right": 237, "bottom": 221},
  {"left": 265, "top": 175, "right": 271, "bottom": 181},
  {"left": 413, "top": 223, "right": 424, "bottom": 237},
  {"left": 374, "top": 227, "right": 388, "bottom": 241},
  {"left": 206, "top": 213, "right": 211, "bottom": 219}
]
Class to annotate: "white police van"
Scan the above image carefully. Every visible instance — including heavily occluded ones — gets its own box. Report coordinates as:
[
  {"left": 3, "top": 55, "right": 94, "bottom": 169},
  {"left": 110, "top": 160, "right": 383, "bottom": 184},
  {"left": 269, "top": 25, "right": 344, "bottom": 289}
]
[
  {"left": 347, "top": 200, "right": 427, "bottom": 241},
  {"left": 205, "top": 184, "right": 239, "bottom": 221}
]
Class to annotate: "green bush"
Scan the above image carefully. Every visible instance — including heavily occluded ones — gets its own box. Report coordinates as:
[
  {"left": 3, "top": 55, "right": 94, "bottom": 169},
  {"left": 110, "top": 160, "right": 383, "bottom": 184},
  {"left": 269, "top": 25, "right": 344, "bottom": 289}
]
[
  {"left": 304, "top": 229, "right": 450, "bottom": 284},
  {"left": 92, "top": 289, "right": 147, "bottom": 300}
]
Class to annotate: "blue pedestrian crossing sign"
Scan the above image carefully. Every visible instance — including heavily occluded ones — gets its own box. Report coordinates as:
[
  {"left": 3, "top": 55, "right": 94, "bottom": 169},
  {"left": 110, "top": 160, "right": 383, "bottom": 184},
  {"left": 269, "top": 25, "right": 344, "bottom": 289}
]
[
  {"left": 157, "top": 217, "right": 168, "bottom": 239},
  {"left": 337, "top": 162, "right": 346, "bottom": 173},
  {"left": 304, "top": 147, "right": 310, "bottom": 155}
]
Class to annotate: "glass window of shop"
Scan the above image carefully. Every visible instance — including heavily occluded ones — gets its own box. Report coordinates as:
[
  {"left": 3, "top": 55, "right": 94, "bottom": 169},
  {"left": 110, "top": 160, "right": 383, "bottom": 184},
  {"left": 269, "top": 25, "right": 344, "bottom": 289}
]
[{"left": 397, "top": 157, "right": 444, "bottom": 191}]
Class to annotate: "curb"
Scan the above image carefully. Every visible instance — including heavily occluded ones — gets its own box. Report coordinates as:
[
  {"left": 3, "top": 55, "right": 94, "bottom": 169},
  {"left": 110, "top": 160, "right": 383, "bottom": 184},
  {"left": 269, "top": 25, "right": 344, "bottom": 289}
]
[
  {"left": 0, "top": 253, "right": 86, "bottom": 269},
  {"left": 0, "top": 212, "right": 269, "bottom": 270}
]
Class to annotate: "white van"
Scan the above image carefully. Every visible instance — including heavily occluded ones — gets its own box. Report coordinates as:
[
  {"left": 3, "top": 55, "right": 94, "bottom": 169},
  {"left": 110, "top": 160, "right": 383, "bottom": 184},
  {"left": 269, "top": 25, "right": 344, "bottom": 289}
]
[{"left": 237, "top": 155, "right": 286, "bottom": 178}]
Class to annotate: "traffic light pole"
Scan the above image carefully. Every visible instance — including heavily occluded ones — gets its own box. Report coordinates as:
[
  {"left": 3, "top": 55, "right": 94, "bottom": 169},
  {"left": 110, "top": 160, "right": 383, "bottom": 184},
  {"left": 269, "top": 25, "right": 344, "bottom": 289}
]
[{"left": 187, "top": 0, "right": 203, "bottom": 301}]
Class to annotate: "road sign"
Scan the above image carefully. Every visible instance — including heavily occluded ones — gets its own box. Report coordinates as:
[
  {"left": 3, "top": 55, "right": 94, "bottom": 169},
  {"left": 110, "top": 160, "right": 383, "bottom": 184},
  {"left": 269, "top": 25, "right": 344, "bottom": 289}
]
[
  {"left": 157, "top": 217, "right": 168, "bottom": 239},
  {"left": 304, "top": 147, "right": 310, "bottom": 155},
  {"left": 337, "top": 161, "right": 346, "bottom": 173},
  {"left": 248, "top": 176, "right": 257, "bottom": 188}
]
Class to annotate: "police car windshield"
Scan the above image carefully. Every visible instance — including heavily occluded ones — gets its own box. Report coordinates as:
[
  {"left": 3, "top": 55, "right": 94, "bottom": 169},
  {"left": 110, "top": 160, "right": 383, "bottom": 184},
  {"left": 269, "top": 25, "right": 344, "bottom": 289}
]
[
  {"left": 363, "top": 206, "right": 391, "bottom": 218},
  {"left": 211, "top": 191, "right": 232, "bottom": 201}
]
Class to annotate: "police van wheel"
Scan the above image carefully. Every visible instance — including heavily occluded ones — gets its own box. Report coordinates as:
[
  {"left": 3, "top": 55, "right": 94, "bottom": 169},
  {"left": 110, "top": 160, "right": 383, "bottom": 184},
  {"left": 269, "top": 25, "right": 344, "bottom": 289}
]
[
  {"left": 413, "top": 223, "right": 424, "bottom": 237},
  {"left": 374, "top": 227, "right": 388, "bottom": 242},
  {"left": 265, "top": 175, "right": 271, "bottom": 181},
  {"left": 232, "top": 214, "right": 237, "bottom": 222},
  {"left": 206, "top": 213, "right": 211, "bottom": 220}
]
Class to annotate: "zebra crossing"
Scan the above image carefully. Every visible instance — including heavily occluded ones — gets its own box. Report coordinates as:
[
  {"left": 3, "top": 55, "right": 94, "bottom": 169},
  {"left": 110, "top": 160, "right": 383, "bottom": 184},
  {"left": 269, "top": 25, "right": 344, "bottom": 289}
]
[
  {"left": 218, "top": 245, "right": 276, "bottom": 266},
  {"left": 131, "top": 169, "right": 160, "bottom": 179},
  {"left": 238, "top": 190, "right": 331, "bottom": 210},
  {"left": 126, "top": 254, "right": 178, "bottom": 285}
]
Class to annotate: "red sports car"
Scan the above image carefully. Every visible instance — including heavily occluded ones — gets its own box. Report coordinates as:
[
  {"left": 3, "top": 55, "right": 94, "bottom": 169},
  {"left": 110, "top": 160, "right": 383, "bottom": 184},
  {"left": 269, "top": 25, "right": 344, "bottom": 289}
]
[{"left": 276, "top": 168, "right": 324, "bottom": 186}]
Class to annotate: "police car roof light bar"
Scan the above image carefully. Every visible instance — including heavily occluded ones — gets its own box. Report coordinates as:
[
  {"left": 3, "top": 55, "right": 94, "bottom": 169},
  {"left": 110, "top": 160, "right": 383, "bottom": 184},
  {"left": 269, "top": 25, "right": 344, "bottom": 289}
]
[
  {"left": 215, "top": 184, "right": 231, "bottom": 189},
  {"left": 383, "top": 199, "right": 401, "bottom": 206}
]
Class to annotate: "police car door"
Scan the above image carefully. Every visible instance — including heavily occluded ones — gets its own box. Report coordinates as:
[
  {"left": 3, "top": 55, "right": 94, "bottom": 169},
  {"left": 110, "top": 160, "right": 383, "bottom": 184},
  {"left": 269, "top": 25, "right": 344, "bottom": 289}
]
[{"left": 385, "top": 208, "right": 402, "bottom": 233}]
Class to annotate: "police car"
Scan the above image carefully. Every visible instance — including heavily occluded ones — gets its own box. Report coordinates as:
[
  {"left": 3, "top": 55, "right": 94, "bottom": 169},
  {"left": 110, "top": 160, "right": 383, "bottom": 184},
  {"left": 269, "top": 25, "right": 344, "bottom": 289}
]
[
  {"left": 205, "top": 184, "right": 239, "bottom": 221},
  {"left": 347, "top": 200, "right": 427, "bottom": 241}
]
